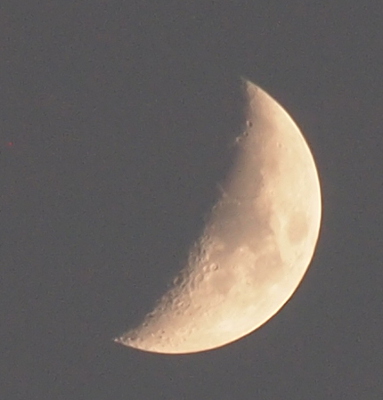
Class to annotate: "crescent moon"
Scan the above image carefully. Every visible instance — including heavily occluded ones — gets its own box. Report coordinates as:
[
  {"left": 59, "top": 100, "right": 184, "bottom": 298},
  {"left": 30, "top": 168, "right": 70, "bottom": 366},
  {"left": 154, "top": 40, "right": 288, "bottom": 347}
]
[{"left": 115, "top": 79, "right": 322, "bottom": 354}]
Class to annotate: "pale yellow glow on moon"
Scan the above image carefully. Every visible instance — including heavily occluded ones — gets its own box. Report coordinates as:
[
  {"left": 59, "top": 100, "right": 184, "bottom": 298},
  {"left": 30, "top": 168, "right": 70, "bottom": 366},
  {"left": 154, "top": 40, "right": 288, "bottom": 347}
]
[{"left": 114, "top": 79, "right": 322, "bottom": 354}]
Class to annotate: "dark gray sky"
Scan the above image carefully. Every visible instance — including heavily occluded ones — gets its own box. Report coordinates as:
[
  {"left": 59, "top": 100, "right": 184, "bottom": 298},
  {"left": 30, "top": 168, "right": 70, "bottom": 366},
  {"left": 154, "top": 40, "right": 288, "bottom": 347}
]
[{"left": 2, "top": 1, "right": 382, "bottom": 399}]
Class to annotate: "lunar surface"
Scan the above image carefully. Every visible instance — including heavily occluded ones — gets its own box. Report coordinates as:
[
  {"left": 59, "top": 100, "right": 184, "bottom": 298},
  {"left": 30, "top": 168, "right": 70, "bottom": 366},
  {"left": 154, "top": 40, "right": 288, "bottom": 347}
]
[{"left": 115, "top": 79, "right": 322, "bottom": 354}]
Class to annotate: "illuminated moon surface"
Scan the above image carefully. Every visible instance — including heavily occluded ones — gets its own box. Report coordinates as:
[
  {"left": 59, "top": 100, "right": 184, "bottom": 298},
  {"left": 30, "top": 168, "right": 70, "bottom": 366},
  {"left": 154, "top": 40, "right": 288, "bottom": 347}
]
[{"left": 115, "top": 79, "right": 322, "bottom": 354}]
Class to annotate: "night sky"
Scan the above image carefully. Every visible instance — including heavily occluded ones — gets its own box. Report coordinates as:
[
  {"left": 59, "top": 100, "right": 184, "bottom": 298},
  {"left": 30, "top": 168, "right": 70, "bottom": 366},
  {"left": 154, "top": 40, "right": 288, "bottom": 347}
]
[{"left": 2, "top": 1, "right": 382, "bottom": 399}]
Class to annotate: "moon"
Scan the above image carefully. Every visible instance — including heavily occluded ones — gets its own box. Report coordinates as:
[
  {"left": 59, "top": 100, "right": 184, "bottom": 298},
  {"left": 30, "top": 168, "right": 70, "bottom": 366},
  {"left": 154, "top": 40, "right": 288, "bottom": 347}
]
[{"left": 115, "top": 79, "right": 322, "bottom": 354}]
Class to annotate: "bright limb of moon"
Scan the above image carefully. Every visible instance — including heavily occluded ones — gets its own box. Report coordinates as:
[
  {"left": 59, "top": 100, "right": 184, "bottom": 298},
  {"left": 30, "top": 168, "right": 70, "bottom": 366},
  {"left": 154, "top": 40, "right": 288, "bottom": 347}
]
[{"left": 114, "top": 79, "right": 322, "bottom": 354}]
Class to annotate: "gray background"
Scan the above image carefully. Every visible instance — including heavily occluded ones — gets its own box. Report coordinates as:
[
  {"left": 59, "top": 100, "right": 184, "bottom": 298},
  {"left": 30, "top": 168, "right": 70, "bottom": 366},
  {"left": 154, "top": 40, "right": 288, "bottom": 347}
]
[{"left": 2, "top": 1, "right": 382, "bottom": 399}]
